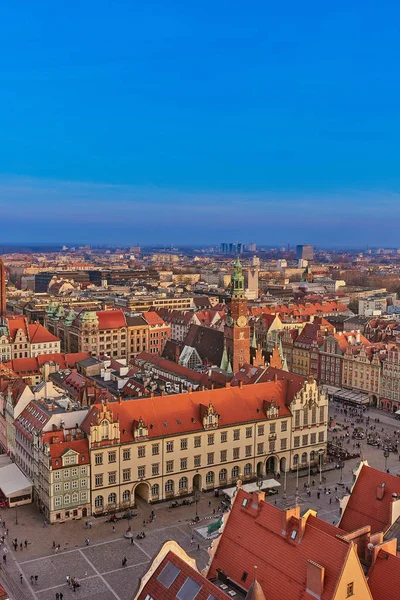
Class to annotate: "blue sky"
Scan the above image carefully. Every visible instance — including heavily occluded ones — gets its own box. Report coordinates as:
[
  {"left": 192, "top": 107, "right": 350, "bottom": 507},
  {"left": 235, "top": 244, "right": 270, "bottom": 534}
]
[{"left": 0, "top": 1, "right": 399, "bottom": 246}]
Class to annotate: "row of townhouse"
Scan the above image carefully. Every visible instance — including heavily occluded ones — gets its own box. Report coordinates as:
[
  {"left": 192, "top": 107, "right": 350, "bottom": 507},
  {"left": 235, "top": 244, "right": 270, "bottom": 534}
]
[
  {"left": 44, "top": 306, "right": 170, "bottom": 360},
  {"left": 0, "top": 316, "right": 60, "bottom": 361},
  {"left": 278, "top": 323, "right": 400, "bottom": 412},
  {"left": 1, "top": 370, "right": 328, "bottom": 523}
]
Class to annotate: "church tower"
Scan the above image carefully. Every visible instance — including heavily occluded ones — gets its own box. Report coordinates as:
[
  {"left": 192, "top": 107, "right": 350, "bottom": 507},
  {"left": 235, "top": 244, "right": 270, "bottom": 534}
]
[
  {"left": 224, "top": 257, "right": 250, "bottom": 373},
  {"left": 0, "top": 259, "right": 6, "bottom": 321}
]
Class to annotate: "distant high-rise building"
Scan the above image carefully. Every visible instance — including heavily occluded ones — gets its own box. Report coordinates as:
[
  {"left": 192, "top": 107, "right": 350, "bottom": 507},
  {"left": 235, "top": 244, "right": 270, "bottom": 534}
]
[
  {"left": 0, "top": 259, "right": 6, "bottom": 319},
  {"left": 245, "top": 242, "right": 257, "bottom": 252},
  {"left": 221, "top": 242, "right": 228, "bottom": 253},
  {"left": 296, "top": 244, "right": 314, "bottom": 261},
  {"left": 228, "top": 243, "right": 234, "bottom": 253},
  {"left": 237, "top": 242, "right": 243, "bottom": 254}
]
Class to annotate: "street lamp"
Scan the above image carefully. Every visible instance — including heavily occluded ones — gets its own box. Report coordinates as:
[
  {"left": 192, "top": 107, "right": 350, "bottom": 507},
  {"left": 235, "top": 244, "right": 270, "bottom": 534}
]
[
  {"left": 318, "top": 450, "right": 324, "bottom": 488},
  {"left": 384, "top": 449, "right": 389, "bottom": 472},
  {"left": 339, "top": 460, "right": 344, "bottom": 485},
  {"left": 257, "top": 476, "right": 263, "bottom": 492},
  {"left": 194, "top": 491, "right": 200, "bottom": 522}
]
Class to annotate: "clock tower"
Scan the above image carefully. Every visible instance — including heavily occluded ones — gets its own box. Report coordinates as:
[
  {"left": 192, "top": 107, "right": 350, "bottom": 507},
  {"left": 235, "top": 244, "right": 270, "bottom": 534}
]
[{"left": 224, "top": 257, "right": 250, "bottom": 373}]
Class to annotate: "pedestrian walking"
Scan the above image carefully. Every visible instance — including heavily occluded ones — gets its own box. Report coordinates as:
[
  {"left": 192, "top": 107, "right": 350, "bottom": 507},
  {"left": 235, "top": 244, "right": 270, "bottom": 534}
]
[
  {"left": 24, "top": 539, "right": 27, "bottom": 548},
  {"left": 197, "top": 544, "right": 200, "bottom": 551},
  {"left": 20, "top": 574, "right": 23, "bottom": 584},
  {"left": 89, "top": 521, "right": 92, "bottom": 529},
  {"left": 56, "top": 593, "right": 59, "bottom": 600},
  {"left": 208, "top": 501, "right": 211, "bottom": 508},
  {"left": 112, "top": 525, "right": 115, "bottom": 532},
  {"left": 20, "top": 542, "right": 23, "bottom": 551},
  {"left": 35, "top": 575, "right": 38, "bottom": 584},
  {"left": 2, "top": 554, "right": 5, "bottom": 564},
  {"left": 130, "top": 537, "right": 134, "bottom": 545},
  {"left": 30, "top": 575, "right": 34, "bottom": 584},
  {"left": 59, "top": 593, "right": 63, "bottom": 600},
  {"left": 85, "top": 538, "right": 89, "bottom": 546},
  {"left": 122, "top": 556, "right": 127, "bottom": 567}
]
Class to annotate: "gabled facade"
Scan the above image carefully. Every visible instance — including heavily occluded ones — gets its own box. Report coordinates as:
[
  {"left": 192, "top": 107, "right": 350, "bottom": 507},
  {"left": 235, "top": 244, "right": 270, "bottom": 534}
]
[
  {"left": 81, "top": 377, "right": 327, "bottom": 515},
  {"left": 342, "top": 345, "right": 381, "bottom": 399}
]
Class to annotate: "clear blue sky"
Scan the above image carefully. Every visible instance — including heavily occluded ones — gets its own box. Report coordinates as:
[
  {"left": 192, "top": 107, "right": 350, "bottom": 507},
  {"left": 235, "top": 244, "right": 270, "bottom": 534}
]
[{"left": 1, "top": 1, "right": 399, "bottom": 246}]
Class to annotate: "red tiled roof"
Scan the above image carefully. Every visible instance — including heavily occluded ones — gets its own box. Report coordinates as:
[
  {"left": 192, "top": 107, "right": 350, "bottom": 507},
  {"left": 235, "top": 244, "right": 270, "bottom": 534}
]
[
  {"left": 6, "top": 358, "right": 39, "bottom": 374},
  {"left": 97, "top": 310, "right": 126, "bottom": 330},
  {"left": 48, "top": 438, "right": 90, "bottom": 469},
  {"left": 367, "top": 550, "right": 400, "bottom": 600},
  {"left": 6, "top": 316, "right": 28, "bottom": 341},
  {"left": 28, "top": 323, "right": 60, "bottom": 344},
  {"left": 81, "top": 379, "right": 293, "bottom": 442},
  {"left": 137, "top": 549, "right": 227, "bottom": 600},
  {"left": 143, "top": 311, "right": 167, "bottom": 326},
  {"left": 340, "top": 464, "right": 400, "bottom": 534},
  {"left": 207, "top": 489, "right": 359, "bottom": 600}
]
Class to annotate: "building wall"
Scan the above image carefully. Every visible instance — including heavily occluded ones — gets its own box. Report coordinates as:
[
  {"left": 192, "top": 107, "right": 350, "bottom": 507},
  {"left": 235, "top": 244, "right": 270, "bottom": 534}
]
[{"left": 87, "top": 380, "right": 328, "bottom": 515}]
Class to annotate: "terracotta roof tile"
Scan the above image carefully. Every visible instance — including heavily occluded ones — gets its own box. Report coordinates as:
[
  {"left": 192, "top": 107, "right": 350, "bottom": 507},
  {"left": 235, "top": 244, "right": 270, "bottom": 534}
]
[{"left": 340, "top": 464, "right": 400, "bottom": 534}]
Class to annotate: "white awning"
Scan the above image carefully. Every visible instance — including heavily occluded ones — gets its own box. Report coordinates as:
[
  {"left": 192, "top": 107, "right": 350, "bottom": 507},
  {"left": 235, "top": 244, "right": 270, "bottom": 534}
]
[
  {"left": 222, "top": 479, "right": 281, "bottom": 499},
  {"left": 0, "top": 463, "right": 32, "bottom": 499}
]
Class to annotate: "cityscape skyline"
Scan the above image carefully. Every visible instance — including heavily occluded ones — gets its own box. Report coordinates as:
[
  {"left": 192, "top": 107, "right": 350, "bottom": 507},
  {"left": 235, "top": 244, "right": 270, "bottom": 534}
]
[{"left": 1, "top": 2, "right": 400, "bottom": 245}]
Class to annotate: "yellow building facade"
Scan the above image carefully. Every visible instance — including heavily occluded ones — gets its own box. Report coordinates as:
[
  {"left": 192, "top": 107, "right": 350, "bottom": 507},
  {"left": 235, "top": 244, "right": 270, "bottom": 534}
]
[{"left": 81, "top": 376, "right": 328, "bottom": 515}]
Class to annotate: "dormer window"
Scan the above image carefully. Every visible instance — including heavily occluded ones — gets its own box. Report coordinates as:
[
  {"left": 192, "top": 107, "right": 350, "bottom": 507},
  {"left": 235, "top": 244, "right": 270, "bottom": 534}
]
[{"left": 291, "top": 530, "right": 297, "bottom": 540}]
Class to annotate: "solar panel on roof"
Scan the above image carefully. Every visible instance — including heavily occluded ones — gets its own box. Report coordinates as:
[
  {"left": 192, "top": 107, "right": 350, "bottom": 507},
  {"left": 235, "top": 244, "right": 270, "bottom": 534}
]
[
  {"left": 157, "top": 561, "right": 180, "bottom": 589},
  {"left": 176, "top": 577, "right": 201, "bottom": 600}
]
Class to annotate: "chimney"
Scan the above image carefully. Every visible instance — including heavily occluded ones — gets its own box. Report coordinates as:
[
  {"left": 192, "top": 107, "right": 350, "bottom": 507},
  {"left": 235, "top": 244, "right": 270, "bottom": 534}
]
[
  {"left": 356, "top": 330, "right": 361, "bottom": 343},
  {"left": 274, "top": 373, "right": 278, "bottom": 382},
  {"left": 281, "top": 506, "right": 300, "bottom": 535},
  {"left": 225, "top": 382, "right": 231, "bottom": 389},
  {"left": 252, "top": 491, "right": 265, "bottom": 506},
  {"left": 376, "top": 483, "right": 386, "bottom": 501},
  {"left": 239, "top": 380, "right": 243, "bottom": 389},
  {"left": 306, "top": 560, "right": 325, "bottom": 599}
]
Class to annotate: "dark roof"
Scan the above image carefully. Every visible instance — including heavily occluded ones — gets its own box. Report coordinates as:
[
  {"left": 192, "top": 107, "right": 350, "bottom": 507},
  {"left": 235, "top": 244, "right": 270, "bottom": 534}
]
[
  {"left": 77, "top": 357, "right": 101, "bottom": 368},
  {"left": 162, "top": 339, "right": 183, "bottom": 362},
  {"left": 125, "top": 315, "right": 148, "bottom": 327},
  {"left": 193, "top": 296, "right": 212, "bottom": 309},
  {"left": 183, "top": 324, "right": 224, "bottom": 366}
]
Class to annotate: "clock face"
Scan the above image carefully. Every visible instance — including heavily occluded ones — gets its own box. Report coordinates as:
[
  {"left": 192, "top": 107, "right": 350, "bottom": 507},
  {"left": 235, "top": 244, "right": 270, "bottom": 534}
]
[
  {"left": 226, "top": 315, "right": 234, "bottom": 326},
  {"left": 236, "top": 315, "right": 248, "bottom": 328}
]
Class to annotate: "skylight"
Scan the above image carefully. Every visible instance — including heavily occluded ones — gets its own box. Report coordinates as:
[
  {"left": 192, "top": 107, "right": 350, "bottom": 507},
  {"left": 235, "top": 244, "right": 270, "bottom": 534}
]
[
  {"left": 176, "top": 577, "right": 201, "bottom": 600},
  {"left": 157, "top": 561, "right": 180, "bottom": 589}
]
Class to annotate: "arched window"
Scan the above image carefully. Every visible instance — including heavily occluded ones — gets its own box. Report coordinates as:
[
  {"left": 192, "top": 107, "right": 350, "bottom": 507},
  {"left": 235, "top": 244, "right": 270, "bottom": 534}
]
[
  {"left": 95, "top": 495, "right": 103, "bottom": 508},
  {"left": 219, "top": 468, "right": 227, "bottom": 482},
  {"left": 64, "top": 495, "right": 70, "bottom": 505},
  {"left": 122, "top": 490, "right": 130, "bottom": 502},
  {"left": 179, "top": 477, "right": 188, "bottom": 490},
  {"left": 232, "top": 466, "right": 240, "bottom": 479},
  {"left": 244, "top": 463, "right": 252, "bottom": 476},
  {"left": 310, "top": 451, "right": 315, "bottom": 463},
  {"left": 165, "top": 480, "right": 174, "bottom": 494},
  {"left": 151, "top": 484, "right": 159, "bottom": 497},
  {"left": 72, "top": 492, "right": 79, "bottom": 504},
  {"left": 206, "top": 471, "right": 214, "bottom": 484},
  {"left": 311, "top": 406, "right": 317, "bottom": 424},
  {"left": 108, "top": 492, "right": 117, "bottom": 504},
  {"left": 303, "top": 407, "right": 308, "bottom": 426},
  {"left": 293, "top": 454, "right": 299, "bottom": 466},
  {"left": 301, "top": 452, "right": 307, "bottom": 464},
  {"left": 208, "top": 414, "right": 213, "bottom": 424},
  {"left": 102, "top": 420, "right": 109, "bottom": 440}
]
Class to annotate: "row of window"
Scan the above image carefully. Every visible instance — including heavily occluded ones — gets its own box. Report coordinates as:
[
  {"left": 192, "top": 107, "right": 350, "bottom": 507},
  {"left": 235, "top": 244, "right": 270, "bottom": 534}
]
[
  {"left": 294, "top": 406, "right": 325, "bottom": 427},
  {"left": 54, "top": 491, "right": 87, "bottom": 507},
  {"left": 53, "top": 467, "right": 87, "bottom": 480},
  {"left": 54, "top": 479, "right": 87, "bottom": 492},
  {"left": 293, "top": 432, "right": 324, "bottom": 448},
  {"left": 96, "top": 423, "right": 289, "bottom": 462},
  {"left": 94, "top": 467, "right": 247, "bottom": 508}
]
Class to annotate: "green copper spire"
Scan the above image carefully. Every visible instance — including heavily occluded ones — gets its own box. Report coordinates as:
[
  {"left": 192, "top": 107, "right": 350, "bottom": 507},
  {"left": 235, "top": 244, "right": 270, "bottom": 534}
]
[{"left": 231, "top": 256, "right": 245, "bottom": 298}]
